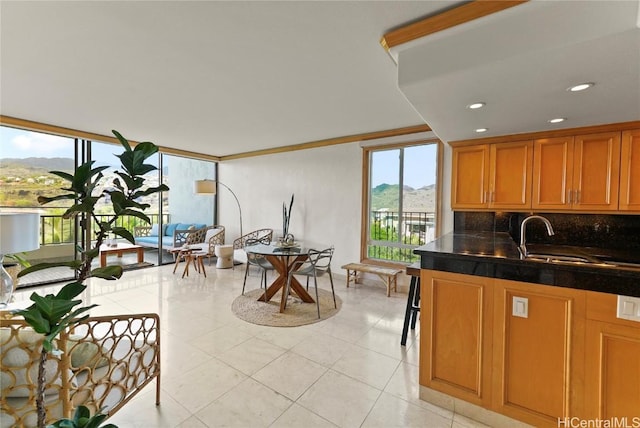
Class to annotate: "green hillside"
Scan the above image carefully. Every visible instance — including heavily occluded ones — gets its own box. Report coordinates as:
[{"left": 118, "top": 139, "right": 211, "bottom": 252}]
[{"left": 371, "top": 183, "right": 435, "bottom": 212}]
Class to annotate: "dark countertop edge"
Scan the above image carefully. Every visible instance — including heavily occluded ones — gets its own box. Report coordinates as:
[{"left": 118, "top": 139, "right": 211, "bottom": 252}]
[{"left": 414, "top": 232, "right": 640, "bottom": 298}]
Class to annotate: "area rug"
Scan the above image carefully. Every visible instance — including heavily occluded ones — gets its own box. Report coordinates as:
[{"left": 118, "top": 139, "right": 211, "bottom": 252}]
[{"left": 232, "top": 288, "right": 342, "bottom": 327}]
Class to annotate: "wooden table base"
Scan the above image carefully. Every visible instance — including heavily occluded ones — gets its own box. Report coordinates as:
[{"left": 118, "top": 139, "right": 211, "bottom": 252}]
[{"left": 257, "top": 254, "right": 315, "bottom": 312}]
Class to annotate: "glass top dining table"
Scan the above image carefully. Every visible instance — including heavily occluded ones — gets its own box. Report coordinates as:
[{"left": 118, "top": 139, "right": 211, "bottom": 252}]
[{"left": 244, "top": 243, "right": 315, "bottom": 313}]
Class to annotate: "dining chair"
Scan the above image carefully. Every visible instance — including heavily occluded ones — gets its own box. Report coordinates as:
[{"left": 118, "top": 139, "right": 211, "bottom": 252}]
[
  {"left": 242, "top": 237, "right": 274, "bottom": 299},
  {"left": 284, "top": 246, "right": 336, "bottom": 318}
]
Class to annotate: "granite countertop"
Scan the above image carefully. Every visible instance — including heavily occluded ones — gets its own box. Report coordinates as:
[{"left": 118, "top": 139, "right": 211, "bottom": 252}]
[{"left": 415, "top": 231, "right": 640, "bottom": 297}]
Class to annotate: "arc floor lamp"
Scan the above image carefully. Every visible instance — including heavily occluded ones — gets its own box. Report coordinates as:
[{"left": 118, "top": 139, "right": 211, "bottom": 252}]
[{"left": 194, "top": 179, "right": 243, "bottom": 238}]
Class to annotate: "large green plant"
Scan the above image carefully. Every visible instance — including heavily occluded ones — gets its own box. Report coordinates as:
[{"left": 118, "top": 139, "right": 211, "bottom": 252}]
[{"left": 14, "top": 130, "right": 168, "bottom": 428}]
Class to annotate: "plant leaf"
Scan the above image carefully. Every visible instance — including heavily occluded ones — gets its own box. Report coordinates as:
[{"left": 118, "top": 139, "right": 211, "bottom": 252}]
[
  {"left": 13, "top": 306, "right": 51, "bottom": 334},
  {"left": 131, "top": 184, "right": 169, "bottom": 199},
  {"left": 38, "top": 193, "right": 77, "bottom": 205},
  {"left": 56, "top": 282, "right": 87, "bottom": 301},
  {"left": 31, "top": 293, "right": 79, "bottom": 323},
  {"left": 112, "top": 129, "right": 132, "bottom": 152},
  {"left": 49, "top": 170, "right": 74, "bottom": 182},
  {"left": 111, "top": 227, "right": 135, "bottom": 244},
  {"left": 18, "top": 261, "right": 82, "bottom": 278},
  {"left": 18, "top": 261, "right": 82, "bottom": 277}
]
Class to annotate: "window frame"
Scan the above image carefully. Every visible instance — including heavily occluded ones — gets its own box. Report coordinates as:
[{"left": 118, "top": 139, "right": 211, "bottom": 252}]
[{"left": 360, "top": 139, "right": 443, "bottom": 266}]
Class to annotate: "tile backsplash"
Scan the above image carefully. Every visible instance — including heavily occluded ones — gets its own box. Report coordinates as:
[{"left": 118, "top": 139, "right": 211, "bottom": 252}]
[{"left": 454, "top": 212, "right": 640, "bottom": 251}]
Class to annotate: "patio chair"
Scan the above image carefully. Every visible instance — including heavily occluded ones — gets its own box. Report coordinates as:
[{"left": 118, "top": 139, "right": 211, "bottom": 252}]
[
  {"left": 199, "top": 225, "right": 225, "bottom": 265},
  {"left": 233, "top": 228, "right": 273, "bottom": 251},
  {"left": 242, "top": 237, "right": 274, "bottom": 300},
  {"left": 284, "top": 246, "right": 336, "bottom": 318}
]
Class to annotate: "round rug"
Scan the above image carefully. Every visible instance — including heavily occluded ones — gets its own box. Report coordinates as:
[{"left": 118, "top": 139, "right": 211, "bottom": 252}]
[{"left": 231, "top": 288, "right": 342, "bottom": 327}]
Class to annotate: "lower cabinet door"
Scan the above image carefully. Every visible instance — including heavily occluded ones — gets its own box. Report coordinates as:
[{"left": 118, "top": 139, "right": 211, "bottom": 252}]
[
  {"left": 491, "top": 279, "right": 585, "bottom": 426},
  {"left": 419, "top": 270, "right": 493, "bottom": 407},
  {"left": 585, "top": 319, "right": 640, "bottom": 419}
]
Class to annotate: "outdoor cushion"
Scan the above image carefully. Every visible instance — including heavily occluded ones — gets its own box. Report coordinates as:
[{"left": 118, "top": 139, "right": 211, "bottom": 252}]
[
  {"left": 149, "top": 224, "right": 160, "bottom": 236},
  {"left": 194, "top": 223, "right": 206, "bottom": 230},
  {"left": 0, "top": 328, "right": 73, "bottom": 398},
  {"left": 164, "top": 223, "right": 178, "bottom": 236},
  {"left": 176, "top": 223, "right": 192, "bottom": 231},
  {"left": 136, "top": 236, "right": 174, "bottom": 247},
  {"left": 68, "top": 336, "right": 109, "bottom": 370}
]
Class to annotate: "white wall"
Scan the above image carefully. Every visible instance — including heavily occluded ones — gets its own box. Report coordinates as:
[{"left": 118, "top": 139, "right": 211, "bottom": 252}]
[
  {"left": 167, "top": 156, "right": 215, "bottom": 226},
  {"left": 218, "top": 143, "right": 362, "bottom": 269},
  {"left": 217, "top": 140, "right": 454, "bottom": 271}
]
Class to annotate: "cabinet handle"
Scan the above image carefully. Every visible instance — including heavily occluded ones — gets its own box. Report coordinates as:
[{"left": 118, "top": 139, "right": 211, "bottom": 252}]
[
  {"left": 484, "top": 191, "right": 488, "bottom": 204},
  {"left": 568, "top": 190, "right": 573, "bottom": 204}
]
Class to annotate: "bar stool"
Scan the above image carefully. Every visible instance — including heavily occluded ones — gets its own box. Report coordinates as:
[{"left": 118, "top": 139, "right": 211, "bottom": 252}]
[{"left": 401, "top": 262, "right": 420, "bottom": 346}]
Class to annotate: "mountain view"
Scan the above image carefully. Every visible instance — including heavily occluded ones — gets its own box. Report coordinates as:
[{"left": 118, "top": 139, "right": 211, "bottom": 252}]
[
  {"left": 371, "top": 183, "right": 435, "bottom": 213},
  {"left": 0, "top": 157, "right": 163, "bottom": 210}
]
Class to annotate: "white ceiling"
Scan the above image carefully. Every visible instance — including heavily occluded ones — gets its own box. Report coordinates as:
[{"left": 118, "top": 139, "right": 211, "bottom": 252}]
[
  {"left": 0, "top": 1, "right": 454, "bottom": 157},
  {"left": 2, "top": 1, "right": 638, "bottom": 158},
  {"left": 395, "top": 0, "right": 640, "bottom": 142}
]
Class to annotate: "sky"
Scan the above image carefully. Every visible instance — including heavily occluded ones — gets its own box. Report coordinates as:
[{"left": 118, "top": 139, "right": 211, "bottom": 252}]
[
  {"left": 0, "top": 126, "right": 149, "bottom": 167},
  {"left": 1, "top": 126, "right": 118, "bottom": 163},
  {"left": 371, "top": 144, "right": 437, "bottom": 188}
]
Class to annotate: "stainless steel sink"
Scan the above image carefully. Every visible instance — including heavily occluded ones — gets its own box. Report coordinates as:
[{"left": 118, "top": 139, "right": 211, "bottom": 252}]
[
  {"left": 525, "top": 253, "right": 594, "bottom": 264},
  {"left": 519, "top": 245, "right": 640, "bottom": 271}
]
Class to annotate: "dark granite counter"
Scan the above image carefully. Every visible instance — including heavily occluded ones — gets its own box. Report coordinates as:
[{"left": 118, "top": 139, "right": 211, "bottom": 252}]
[{"left": 414, "top": 231, "right": 640, "bottom": 297}]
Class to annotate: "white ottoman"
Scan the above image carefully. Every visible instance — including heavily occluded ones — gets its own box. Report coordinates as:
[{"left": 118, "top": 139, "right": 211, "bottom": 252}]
[{"left": 215, "top": 244, "right": 234, "bottom": 269}]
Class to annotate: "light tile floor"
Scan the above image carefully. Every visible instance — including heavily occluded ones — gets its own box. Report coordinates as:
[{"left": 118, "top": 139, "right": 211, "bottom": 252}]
[{"left": 12, "top": 263, "right": 490, "bottom": 428}]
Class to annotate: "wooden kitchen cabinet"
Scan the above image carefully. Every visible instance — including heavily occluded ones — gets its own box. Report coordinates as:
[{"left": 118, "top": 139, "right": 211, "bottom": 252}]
[
  {"left": 419, "top": 270, "right": 494, "bottom": 407},
  {"left": 452, "top": 140, "right": 532, "bottom": 210},
  {"left": 532, "top": 136, "right": 574, "bottom": 210},
  {"left": 491, "top": 279, "right": 585, "bottom": 426},
  {"left": 451, "top": 144, "right": 490, "bottom": 209},
  {"left": 489, "top": 141, "right": 533, "bottom": 209},
  {"left": 419, "top": 269, "right": 640, "bottom": 426},
  {"left": 619, "top": 129, "right": 640, "bottom": 211},
  {"left": 585, "top": 291, "right": 640, "bottom": 419},
  {"left": 532, "top": 132, "right": 620, "bottom": 211}
]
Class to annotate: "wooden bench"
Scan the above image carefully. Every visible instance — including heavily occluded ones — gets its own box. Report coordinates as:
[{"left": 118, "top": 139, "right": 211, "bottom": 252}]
[{"left": 341, "top": 263, "right": 403, "bottom": 297}]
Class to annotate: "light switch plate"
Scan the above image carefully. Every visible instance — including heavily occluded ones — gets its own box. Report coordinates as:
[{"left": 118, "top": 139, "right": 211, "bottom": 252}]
[
  {"left": 617, "top": 295, "right": 640, "bottom": 322},
  {"left": 512, "top": 296, "right": 528, "bottom": 318}
]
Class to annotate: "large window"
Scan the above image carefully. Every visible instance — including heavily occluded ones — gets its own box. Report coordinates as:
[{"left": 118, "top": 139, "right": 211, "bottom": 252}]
[
  {"left": 363, "top": 141, "right": 440, "bottom": 264},
  {"left": 1, "top": 123, "right": 217, "bottom": 286}
]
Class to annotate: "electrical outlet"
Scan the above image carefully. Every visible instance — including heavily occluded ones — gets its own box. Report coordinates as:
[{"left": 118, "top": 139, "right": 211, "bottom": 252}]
[
  {"left": 617, "top": 295, "right": 640, "bottom": 322},
  {"left": 512, "top": 296, "right": 528, "bottom": 318}
]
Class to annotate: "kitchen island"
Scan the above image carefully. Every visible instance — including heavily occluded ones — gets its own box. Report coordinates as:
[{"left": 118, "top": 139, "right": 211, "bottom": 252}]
[{"left": 415, "top": 231, "right": 640, "bottom": 427}]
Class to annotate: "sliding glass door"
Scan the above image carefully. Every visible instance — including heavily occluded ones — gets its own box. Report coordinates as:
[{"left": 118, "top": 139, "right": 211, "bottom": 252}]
[{"left": 0, "top": 126, "right": 77, "bottom": 287}]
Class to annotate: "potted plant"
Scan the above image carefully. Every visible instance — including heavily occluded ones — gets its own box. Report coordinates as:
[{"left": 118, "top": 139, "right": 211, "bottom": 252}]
[{"left": 14, "top": 130, "right": 168, "bottom": 428}]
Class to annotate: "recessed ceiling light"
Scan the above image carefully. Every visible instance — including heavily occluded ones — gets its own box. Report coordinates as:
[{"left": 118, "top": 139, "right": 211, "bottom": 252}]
[
  {"left": 548, "top": 118, "right": 566, "bottom": 124},
  {"left": 475, "top": 128, "right": 488, "bottom": 133},
  {"left": 467, "top": 102, "right": 485, "bottom": 109},
  {"left": 567, "top": 82, "right": 594, "bottom": 92}
]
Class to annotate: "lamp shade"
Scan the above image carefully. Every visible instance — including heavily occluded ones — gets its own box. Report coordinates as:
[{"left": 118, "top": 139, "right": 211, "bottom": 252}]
[
  {"left": 0, "top": 212, "right": 40, "bottom": 254},
  {"left": 194, "top": 179, "right": 217, "bottom": 195}
]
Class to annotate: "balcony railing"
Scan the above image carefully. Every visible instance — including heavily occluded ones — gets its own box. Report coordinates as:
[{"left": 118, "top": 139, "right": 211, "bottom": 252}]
[
  {"left": 368, "top": 210, "right": 435, "bottom": 263},
  {"left": 39, "top": 213, "right": 170, "bottom": 245}
]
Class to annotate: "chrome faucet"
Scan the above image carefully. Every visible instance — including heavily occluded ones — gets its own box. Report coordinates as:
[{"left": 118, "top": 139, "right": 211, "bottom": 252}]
[{"left": 520, "top": 215, "right": 555, "bottom": 257}]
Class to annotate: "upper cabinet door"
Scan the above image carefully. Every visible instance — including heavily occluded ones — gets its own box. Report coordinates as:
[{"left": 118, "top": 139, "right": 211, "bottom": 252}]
[
  {"left": 572, "top": 132, "right": 621, "bottom": 211},
  {"left": 451, "top": 145, "right": 490, "bottom": 209},
  {"left": 619, "top": 129, "right": 640, "bottom": 212},
  {"left": 532, "top": 137, "right": 574, "bottom": 210},
  {"left": 489, "top": 140, "right": 533, "bottom": 210}
]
